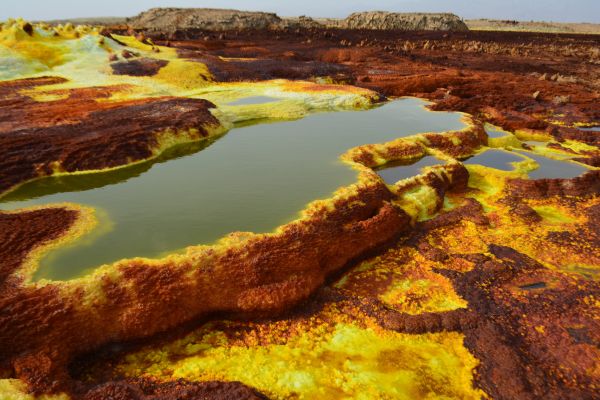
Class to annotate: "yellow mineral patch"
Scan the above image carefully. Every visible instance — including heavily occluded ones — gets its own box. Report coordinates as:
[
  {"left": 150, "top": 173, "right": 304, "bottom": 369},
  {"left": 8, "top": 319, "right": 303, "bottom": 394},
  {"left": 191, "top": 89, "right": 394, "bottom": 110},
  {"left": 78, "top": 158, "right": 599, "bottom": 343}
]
[
  {"left": 444, "top": 160, "right": 600, "bottom": 274},
  {"left": 465, "top": 162, "right": 517, "bottom": 200},
  {"left": 520, "top": 143, "right": 577, "bottom": 160},
  {"left": 0, "top": 379, "right": 69, "bottom": 400},
  {"left": 531, "top": 205, "right": 576, "bottom": 224},
  {"left": 559, "top": 139, "right": 598, "bottom": 154},
  {"left": 380, "top": 274, "right": 467, "bottom": 314},
  {"left": 0, "top": 22, "right": 206, "bottom": 94},
  {"left": 394, "top": 184, "right": 440, "bottom": 221},
  {"left": 115, "top": 311, "right": 483, "bottom": 400},
  {"left": 152, "top": 125, "right": 225, "bottom": 156},
  {"left": 0, "top": 20, "right": 108, "bottom": 79},
  {"left": 154, "top": 59, "right": 213, "bottom": 89},
  {"left": 438, "top": 219, "right": 490, "bottom": 255},
  {"left": 485, "top": 125, "right": 522, "bottom": 149},
  {"left": 282, "top": 80, "right": 378, "bottom": 97},
  {"left": 513, "top": 128, "right": 552, "bottom": 142},
  {"left": 22, "top": 91, "right": 70, "bottom": 102},
  {"left": 5, "top": 40, "right": 64, "bottom": 68},
  {"left": 337, "top": 245, "right": 468, "bottom": 314},
  {"left": 109, "top": 34, "right": 162, "bottom": 54}
]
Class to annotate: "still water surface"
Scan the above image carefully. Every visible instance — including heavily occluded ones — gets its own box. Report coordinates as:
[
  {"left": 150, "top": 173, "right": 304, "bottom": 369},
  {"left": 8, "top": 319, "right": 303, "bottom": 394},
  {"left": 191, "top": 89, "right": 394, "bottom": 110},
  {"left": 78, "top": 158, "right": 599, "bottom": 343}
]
[
  {"left": 579, "top": 126, "right": 600, "bottom": 132},
  {"left": 1, "top": 98, "right": 465, "bottom": 280},
  {"left": 464, "top": 149, "right": 526, "bottom": 171},
  {"left": 377, "top": 156, "right": 444, "bottom": 184},
  {"left": 464, "top": 148, "right": 589, "bottom": 179},
  {"left": 516, "top": 151, "right": 589, "bottom": 179}
]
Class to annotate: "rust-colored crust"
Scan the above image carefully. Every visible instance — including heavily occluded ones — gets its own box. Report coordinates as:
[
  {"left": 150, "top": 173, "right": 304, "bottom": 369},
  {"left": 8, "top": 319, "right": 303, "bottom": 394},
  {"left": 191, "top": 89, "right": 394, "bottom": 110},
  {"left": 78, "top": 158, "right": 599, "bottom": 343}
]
[
  {"left": 111, "top": 58, "right": 170, "bottom": 76},
  {"left": 82, "top": 379, "right": 267, "bottom": 400},
  {"left": 77, "top": 195, "right": 599, "bottom": 399},
  {"left": 0, "top": 180, "right": 414, "bottom": 394},
  {"left": 508, "top": 170, "right": 600, "bottom": 198},
  {"left": 0, "top": 207, "right": 77, "bottom": 287},
  {"left": 0, "top": 77, "right": 220, "bottom": 196}
]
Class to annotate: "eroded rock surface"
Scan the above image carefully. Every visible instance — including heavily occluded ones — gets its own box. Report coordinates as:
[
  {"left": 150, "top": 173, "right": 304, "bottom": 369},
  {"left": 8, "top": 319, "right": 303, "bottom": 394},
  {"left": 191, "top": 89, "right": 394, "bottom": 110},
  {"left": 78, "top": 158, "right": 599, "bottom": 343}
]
[
  {"left": 127, "top": 8, "right": 469, "bottom": 33},
  {"left": 343, "top": 12, "right": 468, "bottom": 31},
  {"left": 130, "top": 8, "right": 282, "bottom": 32},
  {"left": 0, "top": 78, "right": 220, "bottom": 195}
]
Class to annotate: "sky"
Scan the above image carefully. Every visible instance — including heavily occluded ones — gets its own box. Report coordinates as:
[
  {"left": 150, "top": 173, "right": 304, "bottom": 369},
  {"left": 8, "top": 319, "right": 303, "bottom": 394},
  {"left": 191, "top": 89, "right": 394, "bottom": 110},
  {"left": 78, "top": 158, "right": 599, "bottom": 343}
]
[{"left": 2, "top": 0, "right": 600, "bottom": 24}]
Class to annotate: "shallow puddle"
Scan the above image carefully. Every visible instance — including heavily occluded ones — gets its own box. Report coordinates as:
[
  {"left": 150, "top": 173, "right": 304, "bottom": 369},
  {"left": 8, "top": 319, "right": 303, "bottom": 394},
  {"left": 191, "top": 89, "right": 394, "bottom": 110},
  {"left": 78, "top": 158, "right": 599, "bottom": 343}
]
[
  {"left": 523, "top": 141, "right": 547, "bottom": 148},
  {"left": 485, "top": 124, "right": 510, "bottom": 138},
  {"left": 579, "top": 126, "right": 600, "bottom": 132},
  {"left": 227, "top": 96, "right": 280, "bottom": 106},
  {"left": 0, "top": 98, "right": 465, "bottom": 280},
  {"left": 464, "top": 149, "right": 526, "bottom": 171},
  {"left": 519, "top": 282, "right": 547, "bottom": 291},
  {"left": 516, "top": 151, "right": 589, "bottom": 179},
  {"left": 376, "top": 156, "right": 444, "bottom": 184}
]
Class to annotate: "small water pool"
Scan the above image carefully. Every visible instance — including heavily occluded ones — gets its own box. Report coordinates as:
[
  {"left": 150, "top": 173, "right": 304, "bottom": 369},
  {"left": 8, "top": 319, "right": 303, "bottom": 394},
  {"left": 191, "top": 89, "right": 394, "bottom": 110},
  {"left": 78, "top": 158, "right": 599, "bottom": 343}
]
[
  {"left": 1, "top": 98, "right": 466, "bottom": 280},
  {"left": 464, "top": 149, "right": 526, "bottom": 171},
  {"left": 515, "top": 151, "right": 589, "bottom": 179},
  {"left": 485, "top": 124, "right": 511, "bottom": 138},
  {"left": 523, "top": 141, "right": 547, "bottom": 148},
  {"left": 519, "top": 282, "right": 547, "bottom": 291},
  {"left": 377, "top": 156, "right": 444, "bottom": 184}
]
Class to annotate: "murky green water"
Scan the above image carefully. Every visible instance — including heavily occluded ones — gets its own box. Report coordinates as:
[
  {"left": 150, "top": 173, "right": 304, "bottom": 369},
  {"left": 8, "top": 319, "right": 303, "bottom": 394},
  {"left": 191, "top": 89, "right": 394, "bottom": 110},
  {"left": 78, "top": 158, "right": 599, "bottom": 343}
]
[
  {"left": 377, "top": 156, "right": 444, "bottom": 184},
  {"left": 1, "top": 98, "right": 465, "bottom": 281}
]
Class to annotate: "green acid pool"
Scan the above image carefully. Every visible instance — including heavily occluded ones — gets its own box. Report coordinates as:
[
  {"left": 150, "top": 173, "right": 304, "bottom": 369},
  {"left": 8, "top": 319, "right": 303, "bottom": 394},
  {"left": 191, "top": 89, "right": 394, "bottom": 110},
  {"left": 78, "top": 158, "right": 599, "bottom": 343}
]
[{"left": 1, "top": 98, "right": 466, "bottom": 280}]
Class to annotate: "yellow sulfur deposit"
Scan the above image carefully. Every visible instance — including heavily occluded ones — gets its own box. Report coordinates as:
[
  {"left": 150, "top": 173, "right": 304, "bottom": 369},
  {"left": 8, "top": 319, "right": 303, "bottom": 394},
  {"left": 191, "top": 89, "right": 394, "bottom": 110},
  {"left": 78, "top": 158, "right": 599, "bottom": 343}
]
[{"left": 115, "top": 307, "right": 483, "bottom": 400}]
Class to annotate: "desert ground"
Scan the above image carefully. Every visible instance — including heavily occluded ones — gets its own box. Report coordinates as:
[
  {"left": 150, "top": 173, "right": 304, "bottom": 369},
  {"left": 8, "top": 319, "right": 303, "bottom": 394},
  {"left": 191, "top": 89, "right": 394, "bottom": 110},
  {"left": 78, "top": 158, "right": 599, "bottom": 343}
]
[{"left": 0, "top": 9, "right": 599, "bottom": 400}]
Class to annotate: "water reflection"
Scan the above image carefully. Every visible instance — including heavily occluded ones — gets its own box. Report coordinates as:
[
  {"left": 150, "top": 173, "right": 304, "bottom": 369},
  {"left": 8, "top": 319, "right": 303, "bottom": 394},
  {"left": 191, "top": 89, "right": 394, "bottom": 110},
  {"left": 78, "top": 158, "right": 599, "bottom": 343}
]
[
  {"left": 464, "top": 149, "right": 526, "bottom": 171},
  {"left": 516, "top": 151, "right": 588, "bottom": 179},
  {"left": 485, "top": 124, "right": 510, "bottom": 138},
  {"left": 1, "top": 98, "right": 466, "bottom": 280},
  {"left": 377, "top": 156, "right": 444, "bottom": 184}
]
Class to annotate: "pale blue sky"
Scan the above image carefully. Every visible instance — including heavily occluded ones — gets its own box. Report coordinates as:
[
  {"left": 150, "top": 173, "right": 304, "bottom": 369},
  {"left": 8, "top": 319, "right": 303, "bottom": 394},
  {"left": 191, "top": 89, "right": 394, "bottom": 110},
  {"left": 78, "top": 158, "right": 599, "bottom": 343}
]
[{"left": 3, "top": 0, "right": 599, "bottom": 23}]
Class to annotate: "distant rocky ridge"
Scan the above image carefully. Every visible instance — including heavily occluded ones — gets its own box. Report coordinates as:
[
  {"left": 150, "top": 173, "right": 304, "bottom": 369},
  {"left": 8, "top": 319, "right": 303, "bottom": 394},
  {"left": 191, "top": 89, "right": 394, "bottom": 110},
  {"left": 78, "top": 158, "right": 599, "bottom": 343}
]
[
  {"left": 126, "top": 8, "right": 468, "bottom": 32},
  {"left": 341, "top": 11, "right": 468, "bottom": 31},
  {"left": 466, "top": 19, "right": 600, "bottom": 35},
  {"left": 39, "top": 10, "right": 600, "bottom": 35},
  {"left": 130, "top": 8, "right": 282, "bottom": 31},
  {"left": 38, "top": 17, "right": 126, "bottom": 26}
]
